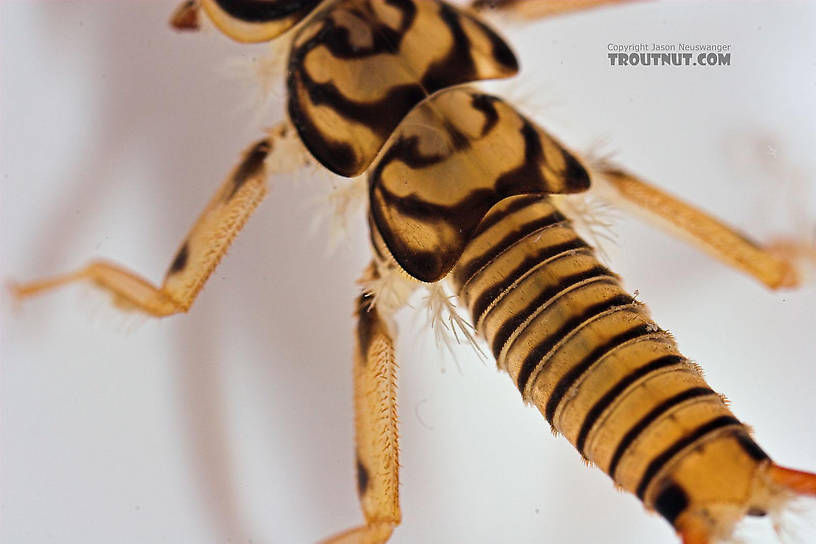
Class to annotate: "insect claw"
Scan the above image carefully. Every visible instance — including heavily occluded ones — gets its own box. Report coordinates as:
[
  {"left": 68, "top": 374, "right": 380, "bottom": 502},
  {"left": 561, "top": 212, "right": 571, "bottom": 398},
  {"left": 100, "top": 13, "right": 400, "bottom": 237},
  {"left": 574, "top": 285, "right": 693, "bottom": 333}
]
[
  {"left": 8, "top": 270, "right": 83, "bottom": 302},
  {"left": 170, "top": 0, "right": 200, "bottom": 32},
  {"left": 5, "top": 280, "right": 27, "bottom": 314},
  {"left": 7, "top": 280, "right": 22, "bottom": 304}
]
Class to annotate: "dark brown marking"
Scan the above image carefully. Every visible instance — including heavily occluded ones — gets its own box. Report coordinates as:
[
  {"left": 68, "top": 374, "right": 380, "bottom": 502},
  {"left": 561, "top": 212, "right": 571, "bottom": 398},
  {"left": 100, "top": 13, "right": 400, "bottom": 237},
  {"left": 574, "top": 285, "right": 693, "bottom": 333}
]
[
  {"left": 443, "top": 120, "right": 472, "bottom": 153},
  {"left": 636, "top": 416, "right": 742, "bottom": 500},
  {"left": 419, "top": 2, "right": 481, "bottom": 90},
  {"left": 368, "top": 90, "right": 591, "bottom": 282},
  {"left": 168, "top": 242, "right": 190, "bottom": 275},
  {"left": 515, "top": 292, "right": 635, "bottom": 393},
  {"left": 356, "top": 454, "right": 370, "bottom": 497},
  {"left": 653, "top": 482, "right": 689, "bottom": 524},
  {"left": 287, "top": 0, "right": 518, "bottom": 176},
  {"left": 451, "top": 210, "right": 568, "bottom": 287},
  {"left": 494, "top": 121, "right": 590, "bottom": 196},
  {"left": 470, "top": 93, "right": 501, "bottom": 136},
  {"left": 474, "top": 11, "right": 517, "bottom": 69},
  {"left": 214, "top": 0, "right": 321, "bottom": 23},
  {"left": 604, "top": 386, "right": 716, "bottom": 475},
  {"left": 289, "top": 80, "right": 428, "bottom": 176},
  {"left": 227, "top": 140, "right": 269, "bottom": 200},
  {"left": 735, "top": 432, "right": 769, "bottom": 462},
  {"left": 469, "top": 243, "right": 591, "bottom": 326},
  {"left": 488, "top": 263, "right": 613, "bottom": 359},
  {"left": 544, "top": 325, "right": 660, "bottom": 424},
  {"left": 355, "top": 293, "right": 379, "bottom": 366},
  {"left": 472, "top": 0, "right": 517, "bottom": 10},
  {"left": 370, "top": 186, "right": 499, "bottom": 282},
  {"left": 381, "top": 134, "right": 450, "bottom": 170},
  {"left": 470, "top": 194, "right": 546, "bottom": 238}
]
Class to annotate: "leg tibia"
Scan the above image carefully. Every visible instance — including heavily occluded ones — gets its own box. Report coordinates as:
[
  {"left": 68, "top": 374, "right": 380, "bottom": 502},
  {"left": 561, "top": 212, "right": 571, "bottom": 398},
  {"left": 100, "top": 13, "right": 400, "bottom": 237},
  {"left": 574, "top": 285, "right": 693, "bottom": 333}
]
[
  {"left": 13, "top": 260, "right": 181, "bottom": 315},
  {"left": 12, "top": 134, "right": 275, "bottom": 317},
  {"left": 597, "top": 167, "right": 803, "bottom": 290},
  {"left": 322, "top": 264, "right": 401, "bottom": 544}
]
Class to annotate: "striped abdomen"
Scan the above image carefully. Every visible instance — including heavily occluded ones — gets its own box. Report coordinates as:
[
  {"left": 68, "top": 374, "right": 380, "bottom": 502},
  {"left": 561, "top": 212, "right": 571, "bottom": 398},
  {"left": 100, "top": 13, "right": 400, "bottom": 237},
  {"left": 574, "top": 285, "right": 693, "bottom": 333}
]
[{"left": 451, "top": 194, "right": 770, "bottom": 525}]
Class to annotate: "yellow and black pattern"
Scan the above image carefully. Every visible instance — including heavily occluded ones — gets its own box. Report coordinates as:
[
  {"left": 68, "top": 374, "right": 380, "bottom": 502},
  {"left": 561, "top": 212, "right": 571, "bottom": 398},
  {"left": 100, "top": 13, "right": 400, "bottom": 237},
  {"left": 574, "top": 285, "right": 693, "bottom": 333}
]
[
  {"left": 450, "top": 194, "right": 771, "bottom": 528},
  {"left": 287, "top": 0, "right": 519, "bottom": 177},
  {"left": 16, "top": 2, "right": 816, "bottom": 543},
  {"left": 200, "top": 0, "right": 323, "bottom": 42},
  {"left": 368, "top": 88, "right": 590, "bottom": 282}
]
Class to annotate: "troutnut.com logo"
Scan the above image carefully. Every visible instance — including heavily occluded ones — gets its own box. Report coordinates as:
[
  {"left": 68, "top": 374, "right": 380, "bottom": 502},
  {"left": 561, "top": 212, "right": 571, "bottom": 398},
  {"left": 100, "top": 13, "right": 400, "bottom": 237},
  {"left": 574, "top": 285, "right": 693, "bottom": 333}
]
[{"left": 608, "top": 43, "right": 731, "bottom": 66}]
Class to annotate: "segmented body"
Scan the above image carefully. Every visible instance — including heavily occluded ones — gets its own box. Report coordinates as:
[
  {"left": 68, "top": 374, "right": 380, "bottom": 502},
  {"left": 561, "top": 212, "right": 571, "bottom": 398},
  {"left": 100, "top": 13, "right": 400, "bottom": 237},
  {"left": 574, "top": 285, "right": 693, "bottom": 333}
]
[
  {"left": 211, "top": 0, "right": 777, "bottom": 535},
  {"left": 7, "top": 2, "right": 816, "bottom": 543},
  {"left": 199, "top": 0, "right": 794, "bottom": 538},
  {"left": 450, "top": 194, "right": 768, "bottom": 525}
]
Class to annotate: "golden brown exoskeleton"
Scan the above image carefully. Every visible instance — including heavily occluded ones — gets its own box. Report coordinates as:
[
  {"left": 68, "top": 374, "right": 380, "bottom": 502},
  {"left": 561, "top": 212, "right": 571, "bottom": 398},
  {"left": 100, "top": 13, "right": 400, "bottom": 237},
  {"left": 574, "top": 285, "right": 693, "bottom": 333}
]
[{"left": 11, "top": 1, "right": 816, "bottom": 543}]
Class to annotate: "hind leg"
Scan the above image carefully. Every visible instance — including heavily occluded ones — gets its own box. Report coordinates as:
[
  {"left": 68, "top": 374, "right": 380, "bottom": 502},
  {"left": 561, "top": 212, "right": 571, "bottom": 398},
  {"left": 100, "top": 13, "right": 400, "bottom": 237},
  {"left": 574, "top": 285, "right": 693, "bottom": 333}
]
[{"left": 595, "top": 167, "right": 810, "bottom": 290}]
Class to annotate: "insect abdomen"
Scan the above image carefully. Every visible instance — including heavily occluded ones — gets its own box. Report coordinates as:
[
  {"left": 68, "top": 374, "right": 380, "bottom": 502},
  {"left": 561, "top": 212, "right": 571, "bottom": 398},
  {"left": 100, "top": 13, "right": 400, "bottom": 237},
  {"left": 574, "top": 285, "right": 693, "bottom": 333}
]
[{"left": 451, "top": 194, "right": 771, "bottom": 527}]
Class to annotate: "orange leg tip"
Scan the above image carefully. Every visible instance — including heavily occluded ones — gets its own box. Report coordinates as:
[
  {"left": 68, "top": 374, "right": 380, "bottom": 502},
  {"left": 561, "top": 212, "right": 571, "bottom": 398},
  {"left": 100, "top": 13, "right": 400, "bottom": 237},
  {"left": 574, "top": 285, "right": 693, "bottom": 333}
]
[
  {"left": 767, "top": 238, "right": 816, "bottom": 288},
  {"left": 7, "top": 279, "right": 43, "bottom": 302},
  {"left": 5, "top": 281, "right": 26, "bottom": 313},
  {"left": 768, "top": 464, "right": 816, "bottom": 496},
  {"left": 7, "top": 280, "right": 22, "bottom": 299},
  {"left": 6, "top": 271, "right": 83, "bottom": 301},
  {"left": 676, "top": 514, "right": 711, "bottom": 544}
]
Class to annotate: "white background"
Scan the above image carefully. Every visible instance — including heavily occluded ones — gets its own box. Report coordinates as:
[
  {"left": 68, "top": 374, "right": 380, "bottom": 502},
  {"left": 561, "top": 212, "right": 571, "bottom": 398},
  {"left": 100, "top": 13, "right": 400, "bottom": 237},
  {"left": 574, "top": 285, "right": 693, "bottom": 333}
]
[{"left": 2, "top": 1, "right": 816, "bottom": 543}]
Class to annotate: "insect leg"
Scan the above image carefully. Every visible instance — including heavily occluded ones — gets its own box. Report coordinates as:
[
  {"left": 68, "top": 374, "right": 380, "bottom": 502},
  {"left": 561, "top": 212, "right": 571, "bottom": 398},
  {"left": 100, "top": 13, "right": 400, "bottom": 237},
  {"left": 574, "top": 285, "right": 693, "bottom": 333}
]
[
  {"left": 170, "top": 0, "right": 200, "bottom": 32},
  {"left": 595, "top": 166, "right": 805, "bottom": 290},
  {"left": 676, "top": 516, "right": 711, "bottom": 544},
  {"left": 322, "top": 264, "right": 402, "bottom": 544},
  {"left": 469, "top": 0, "right": 641, "bottom": 20},
  {"left": 11, "top": 124, "right": 292, "bottom": 316}
]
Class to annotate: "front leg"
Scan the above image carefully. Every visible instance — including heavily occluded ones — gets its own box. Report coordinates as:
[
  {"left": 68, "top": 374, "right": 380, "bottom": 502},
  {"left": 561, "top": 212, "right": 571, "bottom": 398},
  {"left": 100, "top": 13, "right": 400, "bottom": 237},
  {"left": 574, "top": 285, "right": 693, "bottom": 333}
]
[
  {"left": 11, "top": 123, "right": 298, "bottom": 316},
  {"left": 323, "top": 264, "right": 402, "bottom": 544}
]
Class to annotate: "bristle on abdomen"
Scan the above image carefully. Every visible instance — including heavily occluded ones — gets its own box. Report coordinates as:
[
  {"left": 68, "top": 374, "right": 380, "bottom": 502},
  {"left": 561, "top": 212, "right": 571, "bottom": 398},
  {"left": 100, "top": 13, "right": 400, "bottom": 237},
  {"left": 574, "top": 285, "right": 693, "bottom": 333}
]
[{"left": 451, "top": 194, "right": 784, "bottom": 538}]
